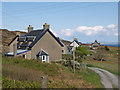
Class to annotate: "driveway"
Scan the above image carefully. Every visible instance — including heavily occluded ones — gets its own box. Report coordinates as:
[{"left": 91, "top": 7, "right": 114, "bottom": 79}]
[{"left": 88, "top": 67, "right": 120, "bottom": 89}]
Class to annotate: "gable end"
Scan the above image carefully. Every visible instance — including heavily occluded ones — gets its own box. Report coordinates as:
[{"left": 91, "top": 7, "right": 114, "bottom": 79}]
[{"left": 29, "top": 29, "right": 64, "bottom": 48}]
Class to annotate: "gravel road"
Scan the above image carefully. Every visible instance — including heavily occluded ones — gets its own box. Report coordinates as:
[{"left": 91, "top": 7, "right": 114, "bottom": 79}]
[{"left": 88, "top": 67, "right": 120, "bottom": 89}]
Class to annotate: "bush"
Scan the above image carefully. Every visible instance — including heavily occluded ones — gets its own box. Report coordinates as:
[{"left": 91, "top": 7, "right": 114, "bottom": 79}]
[
  {"left": 105, "top": 46, "right": 110, "bottom": 51},
  {"left": 62, "top": 54, "right": 73, "bottom": 60},
  {"left": 86, "top": 64, "right": 94, "bottom": 67},
  {"left": 75, "top": 47, "right": 91, "bottom": 59},
  {"left": 75, "top": 58, "right": 82, "bottom": 63}
]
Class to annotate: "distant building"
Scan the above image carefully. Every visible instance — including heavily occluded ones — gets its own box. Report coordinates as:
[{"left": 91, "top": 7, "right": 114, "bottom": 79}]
[
  {"left": 61, "top": 38, "right": 82, "bottom": 54},
  {"left": 5, "top": 23, "right": 64, "bottom": 63},
  {"left": 91, "top": 40, "right": 100, "bottom": 49}
]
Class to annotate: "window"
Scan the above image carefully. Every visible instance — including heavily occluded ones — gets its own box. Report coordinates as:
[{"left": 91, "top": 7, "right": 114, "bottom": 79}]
[
  {"left": 42, "top": 55, "right": 46, "bottom": 61},
  {"left": 23, "top": 54, "right": 26, "bottom": 58},
  {"left": 69, "top": 50, "right": 71, "bottom": 52},
  {"left": 42, "top": 55, "right": 45, "bottom": 60},
  {"left": 62, "top": 50, "right": 64, "bottom": 53}
]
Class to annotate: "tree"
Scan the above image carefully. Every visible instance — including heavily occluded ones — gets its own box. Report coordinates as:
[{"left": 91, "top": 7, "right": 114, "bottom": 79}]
[{"left": 75, "top": 47, "right": 90, "bottom": 62}]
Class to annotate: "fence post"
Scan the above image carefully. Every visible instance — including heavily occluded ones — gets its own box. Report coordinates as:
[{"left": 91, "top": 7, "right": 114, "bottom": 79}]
[{"left": 41, "top": 76, "right": 47, "bottom": 88}]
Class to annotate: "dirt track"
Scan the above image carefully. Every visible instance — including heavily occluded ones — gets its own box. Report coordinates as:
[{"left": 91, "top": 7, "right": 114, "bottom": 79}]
[{"left": 88, "top": 67, "right": 120, "bottom": 89}]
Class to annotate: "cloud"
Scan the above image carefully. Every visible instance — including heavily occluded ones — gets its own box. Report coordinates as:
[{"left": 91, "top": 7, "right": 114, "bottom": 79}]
[
  {"left": 76, "top": 26, "right": 106, "bottom": 35},
  {"left": 51, "top": 24, "right": 117, "bottom": 37},
  {"left": 61, "top": 29, "right": 73, "bottom": 36},
  {"left": 106, "top": 24, "right": 116, "bottom": 29},
  {"left": 114, "top": 33, "right": 118, "bottom": 36},
  {"left": 114, "top": 32, "right": 120, "bottom": 36}
]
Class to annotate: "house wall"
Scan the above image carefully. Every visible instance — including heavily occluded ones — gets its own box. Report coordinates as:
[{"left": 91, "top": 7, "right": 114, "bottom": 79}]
[
  {"left": 62, "top": 46, "right": 68, "bottom": 54},
  {"left": 31, "top": 32, "right": 62, "bottom": 61},
  {"left": 17, "top": 51, "right": 31, "bottom": 60},
  {"left": 92, "top": 43, "right": 100, "bottom": 49},
  {"left": 9, "top": 37, "right": 18, "bottom": 52},
  {"left": 70, "top": 41, "right": 79, "bottom": 47},
  {"left": 26, "top": 51, "right": 31, "bottom": 59}
]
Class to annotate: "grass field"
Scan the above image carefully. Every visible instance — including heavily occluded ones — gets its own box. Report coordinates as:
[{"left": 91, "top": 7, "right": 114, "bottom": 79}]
[
  {"left": 84, "top": 46, "right": 119, "bottom": 76},
  {"left": 2, "top": 56, "right": 103, "bottom": 88}
]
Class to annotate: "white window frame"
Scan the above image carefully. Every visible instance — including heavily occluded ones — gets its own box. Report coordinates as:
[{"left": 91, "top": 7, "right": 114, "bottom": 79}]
[{"left": 42, "top": 55, "right": 46, "bottom": 62}]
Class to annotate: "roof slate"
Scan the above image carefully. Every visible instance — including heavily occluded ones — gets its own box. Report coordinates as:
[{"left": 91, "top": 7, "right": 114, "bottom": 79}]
[
  {"left": 38, "top": 50, "right": 49, "bottom": 56},
  {"left": 10, "top": 29, "right": 64, "bottom": 49},
  {"left": 28, "top": 29, "right": 64, "bottom": 48}
]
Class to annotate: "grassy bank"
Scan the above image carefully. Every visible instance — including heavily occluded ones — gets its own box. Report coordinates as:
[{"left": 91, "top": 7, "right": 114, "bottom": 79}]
[
  {"left": 84, "top": 46, "right": 119, "bottom": 76},
  {"left": 2, "top": 56, "right": 103, "bottom": 88},
  {"left": 85, "top": 60, "right": 119, "bottom": 76}
]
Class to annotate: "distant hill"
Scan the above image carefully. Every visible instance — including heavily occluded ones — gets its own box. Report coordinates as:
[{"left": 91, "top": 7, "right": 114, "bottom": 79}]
[
  {"left": 0, "top": 29, "right": 26, "bottom": 54},
  {"left": 1, "top": 29, "right": 118, "bottom": 54}
]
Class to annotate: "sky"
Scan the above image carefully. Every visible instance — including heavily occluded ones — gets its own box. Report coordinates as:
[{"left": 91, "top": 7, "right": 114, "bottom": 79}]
[{"left": 2, "top": 2, "right": 118, "bottom": 44}]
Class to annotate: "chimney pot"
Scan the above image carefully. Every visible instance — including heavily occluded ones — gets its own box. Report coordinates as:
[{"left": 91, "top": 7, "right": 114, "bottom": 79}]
[
  {"left": 43, "top": 23, "right": 50, "bottom": 30},
  {"left": 28, "top": 25, "right": 33, "bottom": 32}
]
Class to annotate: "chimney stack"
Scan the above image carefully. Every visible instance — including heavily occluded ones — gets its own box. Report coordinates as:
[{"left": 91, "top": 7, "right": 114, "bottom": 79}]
[
  {"left": 43, "top": 23, "right": 50, "bottom": 30},
  {"left": 13, "top": 44, "right": 17, "bottom": 57},
  {"left": 28, "top": 25, "right": 33, "bottom": 32},
  {"left": 74, "top": 38, "right": 78, "bottom": 41}
]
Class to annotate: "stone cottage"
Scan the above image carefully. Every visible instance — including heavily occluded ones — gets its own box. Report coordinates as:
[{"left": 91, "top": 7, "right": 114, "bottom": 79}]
[
  {"left": 91, "top": 40, "right": 100, "bottom": 49},
  {"left": 61, "top": 38, "right": 82, "bottom": 54},
  {"left": 5, "top": 23, "right": 64, "bottom": 63}
]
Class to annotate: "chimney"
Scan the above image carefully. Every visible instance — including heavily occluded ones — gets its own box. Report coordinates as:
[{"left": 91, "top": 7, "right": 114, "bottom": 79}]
[
  {"left": 28, "top": 25, "right": 33, "bottom": 32},
  {"left": 74, "top": 38, "right": 78, "bottom": 41},
  {"left": 43, "top": 23, "right": 50, "bottom": 30},
  {"left": 13, "top": 44, "right": 17, "bottom": 57}
]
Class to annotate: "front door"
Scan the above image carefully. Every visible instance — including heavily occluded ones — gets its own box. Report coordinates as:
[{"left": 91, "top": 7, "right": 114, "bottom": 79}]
[
  {"left": 42, "top": 55, "right": 46, "bottom": 62},
  {"left": 42, "top": 55, "right": 49, "bottom": 63}
]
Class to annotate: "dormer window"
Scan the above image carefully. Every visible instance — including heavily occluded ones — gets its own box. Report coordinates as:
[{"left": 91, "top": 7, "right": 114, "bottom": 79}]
[
  {"left": 27, "top": 36, "right": 36, "bottom": 42},
  {"left": 18, "top": 37, "right": 26, "bottom": 42}
]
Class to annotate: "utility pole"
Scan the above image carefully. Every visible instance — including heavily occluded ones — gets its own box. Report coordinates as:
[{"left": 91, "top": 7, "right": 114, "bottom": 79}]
[
  {"left": 73, "top": 47, "right": 75, "bottom": 73},
  {"left": 72, "top": 37, "right": 76, "bottom": 73}
]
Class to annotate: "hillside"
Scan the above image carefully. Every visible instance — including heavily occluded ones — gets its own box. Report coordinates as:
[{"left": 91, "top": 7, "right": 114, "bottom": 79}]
[
  {"left": 2, "top": 56, "right": 103, "bottom": 88},
  {"left": 84, "top": 46, "right": 119, "bottom": 76},
  {"left": 0, "top": 29, "right": 26, "bottom": 54}
]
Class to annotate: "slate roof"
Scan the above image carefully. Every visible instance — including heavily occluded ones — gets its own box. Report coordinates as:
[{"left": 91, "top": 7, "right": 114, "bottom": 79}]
[
  {"left": 26, "top": 29, "right": 44, "bottom": 36},
  {"left": 9, "top": 29, "right": 64, "bottom": 49},
  {"left": 20, "top": 42, "right": 29, "bottom": 47},
  {"left": 92, "top": 40, "right": 100, "bottom": 45},
  {"left": 27, "top": 29, "right": 64, "bottom": 48},
  {"left": 38, "top": 50, "right": 49, "bottom": 56},
  {"left": 74, "top": 40, "right": 80, "bottom": 45},
  {"left": 61, "top": 39, "right": 71, "bottom": 46},
  {"left": 27, "top": 36, "right": 36, "bottom": 41},
  {"left": 18, "top": 37, "right": 26, "bottom": 42}
]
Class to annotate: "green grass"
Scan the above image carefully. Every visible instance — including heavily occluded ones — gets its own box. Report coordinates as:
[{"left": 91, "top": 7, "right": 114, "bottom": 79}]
[
  {"left": 84, "top": 60, "right": 119, "bottom": 76},
  {"left": 2, "top": 77, "right": 41, "bottom": 88},
  {"left": 3, "top": 57, "right": 59, "bottom": 76},
  {"left": 58, "top": 65, "right": 104, "bottom": 88},
  {"left": 2, "top": 56, "right": 103, "bottom": 88},
  {"left": 83, "top": 47, "right": 119, "bottom": 76},
  {"left": 75, "top": 68, "right": 104, "bottom": 88}
]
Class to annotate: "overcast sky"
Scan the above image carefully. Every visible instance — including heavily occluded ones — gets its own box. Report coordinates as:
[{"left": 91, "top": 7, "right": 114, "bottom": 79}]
[{"left": 2, "top": 2, "right": 118, "bottom": 44}]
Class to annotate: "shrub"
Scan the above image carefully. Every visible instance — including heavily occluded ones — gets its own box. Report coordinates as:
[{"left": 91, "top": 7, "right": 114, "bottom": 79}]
[
  {"left": 62, "top": 54, "right": 72, "bottom": 60},
  {"left": 86, "top": 64, "right": 94, "bottom": 67},
  {"left": 105, "top": 46, "right": 110, "bottom": 51}
]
